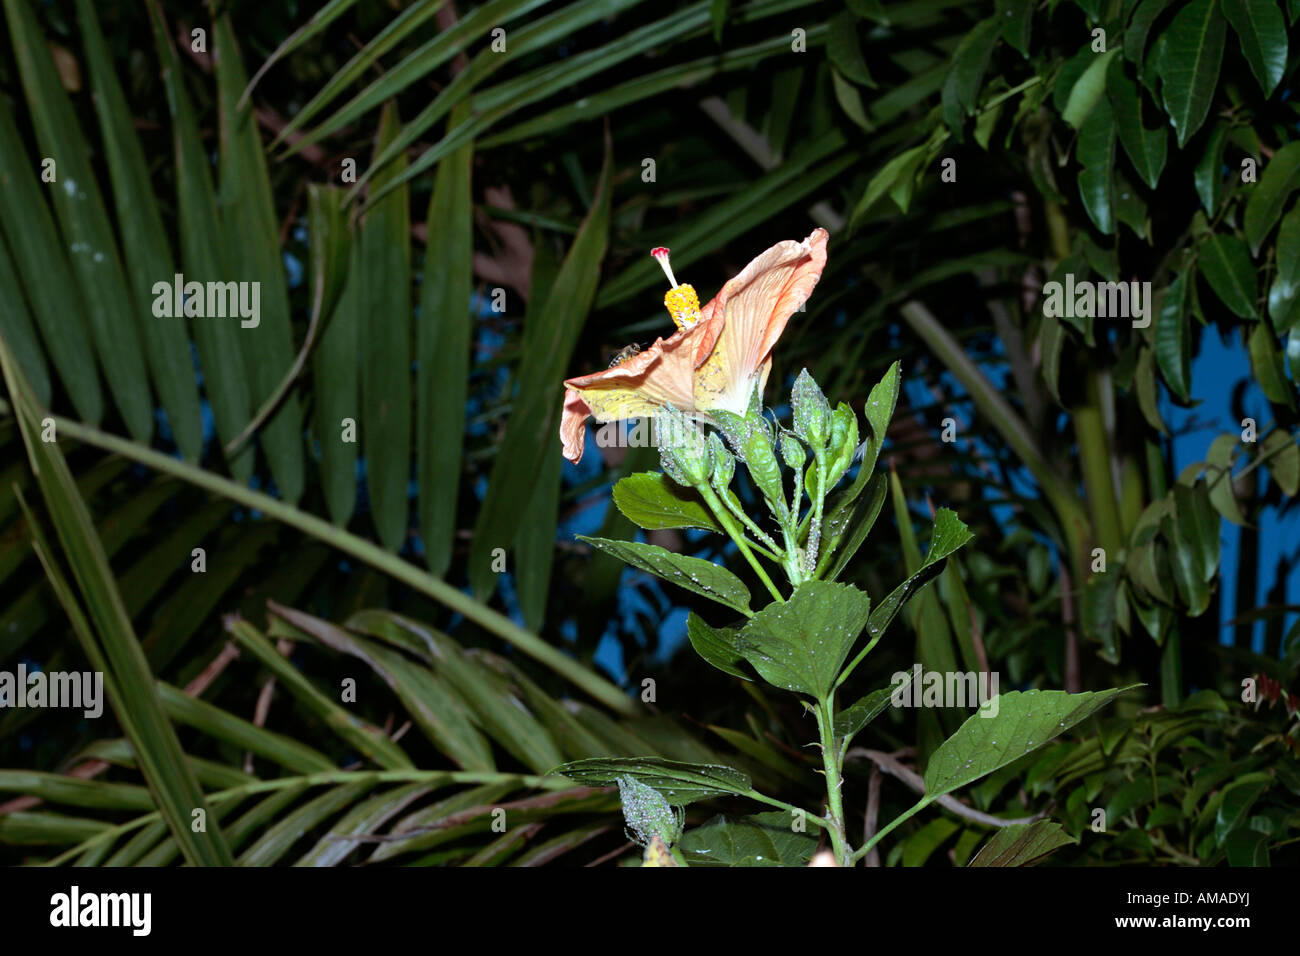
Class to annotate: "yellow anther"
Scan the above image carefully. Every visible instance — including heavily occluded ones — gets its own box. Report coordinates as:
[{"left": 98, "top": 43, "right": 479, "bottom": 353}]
[{"left": 664, "top": 283, "right": 701, "bottom": 330}]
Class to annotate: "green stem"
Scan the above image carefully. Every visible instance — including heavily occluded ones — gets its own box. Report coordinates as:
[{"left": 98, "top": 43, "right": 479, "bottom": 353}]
[
  {"left": 815, "top": 697, "right": 852, "bottom": 866},
  {"left": 715, "top": 485, "right": 782, "bottom": 556},
  {"left": 51, "top": 417, "right": 636, "bottom": 716},
  {"left": 805, "top": 450, "right": 827, "bottom": 575},
  {"left": 1074, "top": 372, "right": 1124, "bottom": 557},
  {"left": 744, "top": 790, "right": 830, "bottom": 832},
  {"left": 853, "top": 794, "right": 933, "bottom": 863},
  {"left": 697, "top": 482, "right": 786, "bottom": 603}
]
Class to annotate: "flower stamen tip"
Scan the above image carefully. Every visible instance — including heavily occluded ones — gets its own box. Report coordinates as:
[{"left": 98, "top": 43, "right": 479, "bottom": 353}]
[{"left": 650, "top": 246, "right": 679, "bottom": 288}]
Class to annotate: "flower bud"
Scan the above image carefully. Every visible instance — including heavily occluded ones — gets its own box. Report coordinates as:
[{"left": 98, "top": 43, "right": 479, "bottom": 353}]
[
  {"left": 792, "top": 368, "right": 832, "bottom": 450},
  {"left": 618, "top": 775, "right": 682, "bottom": 848},
  {"left": 779, "top": 429, "right": 806, "bottom": 470},
  {"left": 824, "top": 402, "right": 859, "bottom": 489},
  {"left": 656, "top": 405, "right": 709, "bottom": 486},
  {"left": 708, "top": 432, "right": 735, "bottom": 490}
]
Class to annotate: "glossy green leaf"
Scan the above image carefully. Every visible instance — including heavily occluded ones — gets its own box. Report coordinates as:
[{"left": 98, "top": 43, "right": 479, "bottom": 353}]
[
  {"left": 678, "top": 812, "right": 817, "bottom": 865},
  {"left": 1108, "top": 58, "right": 1167, "bottom": 189},
  {"left": 1173, "top": 481, "right": 1221, "bottom": 581},
  {"left": 1268, "top": 205, "right": 1300, "bottom": 325},
  {"left": 1244, "top": 142, "right": 1300, "bottom": 255},
  {"left": 1260, "top": 429, "right": 1300, "bottom": 495},
  {"left": 827, "top": 11, "right": 874, "bottom": 86},
  {"left": 1206, "top": 433, "right": 1248, "bottom": 525},
  {"left": 1077, "top": 97, "right": 1117, "bottom": 234},
  {"left": 820, "top": 473, "right": 889, "bottom": 581},
  {"left": 1155, "top": 273, "right": 1192, "bottom": 400},
  {"left": 578, "top": 536, "right": 752, "bottom": 615},
  {"left": 1157, "top": 0, "right": 1226, "bottom": 147},
  {"left": 969, "top": 820, "right": 1078, "bottom": 866},
  {"left": 738, "top": 580, "right": 871, "bottom": 697},
  {"left": 997, "top": 0, "right": 1033, "bottom": 55},
  {"left": 686, "top": 612, "right": 751, "bottom": 680},
  {"left": 1199, "top": 233, "right": 1258, "bottom": 318},
  {"left": 1125, "top": 0, "right": 1175, "bottom": 75},
  {"left": 1221, "top": 0, "right": 1287, "bottom": 96},
  {"left": 612, "top": 472, "right": 724, "bottom": 533},
  {"left": 923, "top": 686, "right": 1140, "bottom": 799},
  {"left": 1063, "top": 48, "right": 1118, "bottom": 129},
  {"left": 1193, "top": 122, "right": 1228, "bottom": 214},
  {"left": 866, "top": 508, "right": 973, "bottom": 644},
  {"left": 941, "top": 18, "right": 1000, "bottom": 132},
  {"left": 1214, "top": 778, "right": 1269, "bottom": 843},
  {"left": 554, "top": 757, "right": 751, "bottom": 806},
  {"left": 833, "top": 674, "right": 909, "bottom": 738},
  {"left": 1248, "top": 324, "right": 1296, "bottom": 407}
]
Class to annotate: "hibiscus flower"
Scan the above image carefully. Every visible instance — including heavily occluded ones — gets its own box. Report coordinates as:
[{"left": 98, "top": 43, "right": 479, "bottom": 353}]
[{"left": 560, "top": 227, "right": 829, "bottom": 464}]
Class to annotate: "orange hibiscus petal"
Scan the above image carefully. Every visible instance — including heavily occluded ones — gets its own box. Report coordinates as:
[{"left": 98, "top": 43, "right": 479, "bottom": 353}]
[
  {"left": 560, "top": 318, "right": 719, "bottom": 463},
  {"left": 695, "top": 228, "right": 829, "bottom": 414}
]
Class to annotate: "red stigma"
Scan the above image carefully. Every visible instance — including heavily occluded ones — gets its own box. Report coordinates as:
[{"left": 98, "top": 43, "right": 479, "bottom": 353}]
[{"left": 650, "top": 247, "right": 670, "bottom": 258}]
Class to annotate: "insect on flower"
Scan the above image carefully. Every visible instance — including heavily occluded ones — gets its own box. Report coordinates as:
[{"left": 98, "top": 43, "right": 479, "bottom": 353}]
[
  {"left": 607, "top": 343, "right": 643, "bottom": 367},
  {"left": 559, "top": 229, "right": 829, "bottom": 464}
]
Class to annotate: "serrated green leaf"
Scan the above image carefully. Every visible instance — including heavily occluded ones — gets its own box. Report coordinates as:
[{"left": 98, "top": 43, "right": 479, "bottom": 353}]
[
  {"left": 678, "top": 812, "right": 817, "bottom": 866},
  {"left": 923, "top": 686, "right": 1140, "bottom": 799},
  {"left": 612, "top": 473, "right": 724, "bottom": 533},
  {"left": 969, "top": 820, "right": 1078, "bottom": 866},
  {"left": 686, "top": 613, "right": 751, "bottom": 680},
  {"left": 865, "top": 508, "right": 973, "bottom": 646},
  {"left": 738, "top": 580, "right": 871, "bottom": 697},
  {"left": 833, "top": 673, "right": 910, "bottom": 738},
  {"left": 578, "top": 536, "right": 751, "bottom": 615}
]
